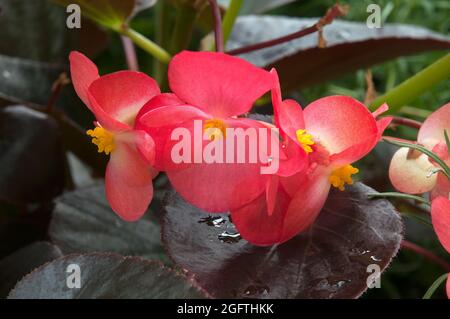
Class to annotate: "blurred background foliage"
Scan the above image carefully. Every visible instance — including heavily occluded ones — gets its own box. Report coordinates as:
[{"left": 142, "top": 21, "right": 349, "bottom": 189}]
[{"left": 98, "top": 0, "right": 450, "bottom": 116}]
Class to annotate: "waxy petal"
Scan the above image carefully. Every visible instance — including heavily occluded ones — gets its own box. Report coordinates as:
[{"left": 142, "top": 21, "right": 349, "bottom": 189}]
[
  {"left": 122, "top": 130, "right": 156, "bottom": 166},
  {"left": 231, "top": 186, "right": 291, "bottom": 246},
  {"left": 266, "top": 175, "right": 279, "bottom": 216},
  {"left": 304, "top": 96, "right": 380, "bottom": 166},
  {"left": 87, "top": 91, "right": 130, "bottom": 132},
  {"left": 137, "top": 104, "right": 209, "bottom": 171},
  {"left": 431, "top": 173, "right": 450, "bottom": 201},
  {"left": 165, "top": 118, "right": 271, "bottom": 212},
  {"left": 168, "top": 51, "right": 273, "bottom": 117},
  {"left": 138, "top": 105, "right": 209, "bottom": 129},
  {"left": 276, "top": 138, "right": 308, "bottom": 177},
  {"left": 389, "top": 147, "right": 437, "bottom": 194},
  {"left": 280, "top": 171, "right": 331, "bottom": 243},
  {"left": 88, "top": 71, "right": 160, "bottom": 126},
  {"left": 136, "top": 93, "right": 184, "bottom": 121},
  {"left": 135, "top": 94, "right": 188, "bottom": 170},
  {"left": 431, "top": 197, "right": 450, "bottom": 254},
  {"left": 418, "top": 102, "right": 450, "bottom": 148},
  {"left": 232, "top": 169, "right": 331, "bottom": 246},
  {"left": 69, "top": 51, "right": 99, "bottom": 109},
  {"left": 105, "top": 142, "right": 154, "bottom": 221},
  {"left": 271, "top": 69, "right": 305, "bottom": 142}
]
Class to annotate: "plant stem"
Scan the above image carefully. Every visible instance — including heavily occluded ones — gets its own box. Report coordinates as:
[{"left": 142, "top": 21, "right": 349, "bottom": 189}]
[
  {"left": 153, "top": 0, "right": 171, "bottom": 88},
  {"left": 46, "top": 73, "right": 70, "bottom": 113},
  {"left": 399, "top": 106, "right": 431, "bottom": 119},
  {"left": 445, "top": 130, "right": 450, "bottom": 154},
  {"left": 402, "top": 240, "right": 450, "bottom": 272},
  {"left": 222, "top": 0, "right": 243, "bottom": 45},
  {"left": 226, "top": 3, "right": 348, "bottom": 55},
  {"left": 368, "top": 192, "right": 431, "bottom": 206},
  {"left": 423, "top": 273, "right": 449, "bottom": 299},
  {"left": 120, "top": 27, "right": 171, "bottom": 64},
  {"left": 208, "top": 0, "right": 224, "bottom": 52},
  {"left": 170, "top": 5, "right": 198, "bottom": 54},
  {"left": 120, "top": 36, "right": 139, "bottom": 71},
  {"left": 370, "top": 53, "right": 450, "bottom": 113},
  {"left": 391, "top": 116, "right": 422, "bottom": 130},
  {"left": 383, "top": 138, "right": 450, "bottom": 181}
]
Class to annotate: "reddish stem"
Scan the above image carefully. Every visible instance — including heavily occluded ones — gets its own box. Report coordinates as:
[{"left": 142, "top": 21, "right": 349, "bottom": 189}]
[
  {"left": 208, "top": 0, "right": 224, "bottom": 52},
  {"left": 382, "top": 135, "right": 416, "bottom": 144},
  {"left": 121, "top": 35, "right": 139, "bottom": 71},
  {"left": 226, "top": 3, "right": 348, "bottom": 55},
  {"left": 46, "top": 73, "right": 70, "bottom": 113},
  {"left": 402, "top": 240, "right": 450, "bottom": 272},
  {"left": 391, "top": 116, "right": 422, "bottom": 130}
]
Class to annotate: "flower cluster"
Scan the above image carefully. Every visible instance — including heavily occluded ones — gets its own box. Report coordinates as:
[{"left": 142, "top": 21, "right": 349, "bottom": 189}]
[
  {"left": 389, "top": 103, "right": 450, "bottom": 297},
  {"left": 70, "top": 50, "right": 391, "bottom": 246}
]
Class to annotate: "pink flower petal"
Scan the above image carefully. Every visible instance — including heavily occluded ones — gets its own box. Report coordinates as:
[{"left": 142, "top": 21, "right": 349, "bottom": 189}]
[
  {"left": 135, "top": 93, "right": 189, "bottom": 170},
  {"left": 136, "top": 93, "right": 184, "bottom": 121},
  {"left": 138, "top": 105, "right": 209, "bottom": 128},
  {"left": 376, "top": 116, "right": 393, "bottom": 139},
  {"left": 137, "top": 104, "right": 209, "bottom": 171},
  {"left": 105, "top": 141, "right": 154, "bottom": 221},
  {"left": 88, "top": 71, "right": 160, "bottom": 126},
  {"left": 372, "top": 103, "right": 389, "bottom": 118},
  {"left": 87, "top": 91, "right": 130, "bottom": 132},
  {"left": 276, "top": 138, "right": 308, "bottom": 177},
  {"left": 232, "top": 169, "right": 331, "bottom": 246},
  {"left": 231, "top": 186, "right": 291, "bottom": 246},
  {"left": 271, "top": 69, "right": 305, "bottom": 142},
  {"left": 165, "top": 118, "right": 270, "bottom": 212},
  {"left": 266, "top": 175, "right": 279, "bottom": 216},
  {"left": 168, "top": 51, "right": 273, "bottom": 117},
  {"left": 125, "top": 130, "right": 156, "bottom": 166},
  {"left": 431, "top": 196, "right": 450, "bottom": 254},
  {"left": 431, "top": 173, "right": 450, "bottom": 201},
  {"left": 304, "top": 96, "right": 380, "bottom": 166},
  {"left": 431, "top": 142, "right": 450, "bottom": 164},
  {"left": 418, "top": 102, "right": 450, "bottom": 148},
  {"left": 69, "top": 51, "right": 99, "bottom": 109},
  {"left": 280, "top": 171, "right": 331, "bottom": 243},
  {"left": 389, "top": 147, "right": 437, "bottom": 194}
]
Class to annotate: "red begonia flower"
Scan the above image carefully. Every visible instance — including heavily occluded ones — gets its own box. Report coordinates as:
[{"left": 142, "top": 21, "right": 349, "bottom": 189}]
[
  {"left": 70, "top": 51, "right": 160, "bottom": 221},
  {"left": 389, "top": 103, "right": 450, "bottom": 198},
  {"left": 431, "top": 196, "right": 450, "bottom": 254},
  {"left": 231, "top": 70, "right": 392, "bottom": 245},
  {"left": 137, "top": 51, "right": 274, "bottom": 212},
  {"left": 430, "top": 196, "right": 450, "bottom": 299}
]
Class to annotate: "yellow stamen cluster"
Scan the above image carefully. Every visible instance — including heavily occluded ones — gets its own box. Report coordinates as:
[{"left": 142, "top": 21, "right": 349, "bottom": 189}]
[
  {"left": 329, "top": 165, "right": 359, "bottom": 191},
  {"left": 296, "top": 129, "right": 315, "bottom": 153},
  {"left": 204, "top": 119, "right": 227, "bottom": 141},
  {"left": 86, "top": 127, "right": 115, "bottom": 155}
]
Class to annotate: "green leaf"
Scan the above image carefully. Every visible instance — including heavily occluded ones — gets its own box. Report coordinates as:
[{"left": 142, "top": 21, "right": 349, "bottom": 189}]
[{"left": 8, "top": 253, "right": 208, "bottom": 299}]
